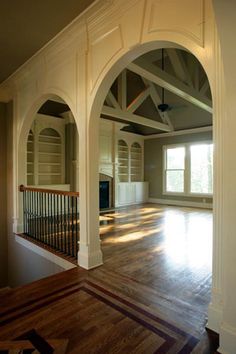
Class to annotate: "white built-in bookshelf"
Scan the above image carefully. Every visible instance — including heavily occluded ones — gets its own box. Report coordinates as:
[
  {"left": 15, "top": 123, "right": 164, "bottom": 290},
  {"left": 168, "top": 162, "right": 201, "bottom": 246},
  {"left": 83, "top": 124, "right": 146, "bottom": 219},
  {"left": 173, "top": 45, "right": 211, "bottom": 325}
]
[
  {"left": 27, "top": 130, "right": 34, "bottom": 185},
  {"left": 117, "top": 139, "right": 129, "bottom": 182},
  {"left": 130, "top": 142, "right": 142, "bottom": 182},
  {"left": 38, "top": 128, "right": 62, "bottom": 185},
  {"left": 26, "top": 114, "right": 65, "bottom": 186},
  {"left": 117, "top": 139, "right": 143, "bottom": 183}
]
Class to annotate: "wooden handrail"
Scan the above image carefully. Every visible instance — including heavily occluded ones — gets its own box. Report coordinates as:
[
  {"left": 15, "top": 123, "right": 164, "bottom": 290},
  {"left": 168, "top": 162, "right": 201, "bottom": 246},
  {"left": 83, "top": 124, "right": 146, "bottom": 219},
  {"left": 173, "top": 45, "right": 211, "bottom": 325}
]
[{"left": 19, "top": 185, "right": 80, "bottom": 197}]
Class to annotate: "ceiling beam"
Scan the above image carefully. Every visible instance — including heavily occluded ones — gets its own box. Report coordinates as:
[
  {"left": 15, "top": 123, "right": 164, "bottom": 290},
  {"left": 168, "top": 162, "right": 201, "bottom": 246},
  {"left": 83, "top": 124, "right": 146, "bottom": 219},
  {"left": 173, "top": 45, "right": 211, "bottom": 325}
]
[
  {"left": 127, "top": 87, "right": 150, "bottom": 113},
  {"left": 106, "top": 90, "right": 120, "bottom": 109},
  {"left": 144, "top": 125, "right": 212, "bottom": 139},
  {"left": 101, "top": 106, "right": 171, "bottom": 132},
  {"left": 127, "top": 58, "right": 213, "bottom": 113},
  {"left": 142, "top": 78, "right": 174, "bottom": 131},
  {"left": 118, "top": 69, "right": 127, "bottom": 110},
  {"left": 166, "top": 49, "right": 193, "bottom": 87}
]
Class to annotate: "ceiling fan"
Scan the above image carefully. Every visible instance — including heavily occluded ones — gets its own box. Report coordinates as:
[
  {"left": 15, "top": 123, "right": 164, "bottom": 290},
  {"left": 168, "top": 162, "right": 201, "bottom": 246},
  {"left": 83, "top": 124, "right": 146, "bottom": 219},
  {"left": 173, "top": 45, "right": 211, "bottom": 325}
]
[{"left": 157, "top": 49, "right": 187, "bottom": 113}]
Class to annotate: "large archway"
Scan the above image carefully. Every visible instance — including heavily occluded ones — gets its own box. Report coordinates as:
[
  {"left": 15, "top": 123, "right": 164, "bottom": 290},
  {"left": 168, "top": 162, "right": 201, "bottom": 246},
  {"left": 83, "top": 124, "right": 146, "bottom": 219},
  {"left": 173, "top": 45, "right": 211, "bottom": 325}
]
[{"left": 87, "top": 38, "right": 221, "bottom": 337}]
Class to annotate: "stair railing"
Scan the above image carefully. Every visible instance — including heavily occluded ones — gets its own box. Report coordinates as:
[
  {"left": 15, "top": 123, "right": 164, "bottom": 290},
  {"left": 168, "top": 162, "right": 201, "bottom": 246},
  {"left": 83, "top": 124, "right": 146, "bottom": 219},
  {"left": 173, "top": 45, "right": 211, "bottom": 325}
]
[{"left": 19, "top": 185, "right": 79, "bottom": 260}]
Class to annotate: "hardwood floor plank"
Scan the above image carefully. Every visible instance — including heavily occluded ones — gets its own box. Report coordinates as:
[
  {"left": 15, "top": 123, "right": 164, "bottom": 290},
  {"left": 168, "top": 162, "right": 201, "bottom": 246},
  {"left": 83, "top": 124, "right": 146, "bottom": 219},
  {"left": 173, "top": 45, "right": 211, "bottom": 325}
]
[{"left": 0, "top": 204, "right": 217, "bottom": 353}]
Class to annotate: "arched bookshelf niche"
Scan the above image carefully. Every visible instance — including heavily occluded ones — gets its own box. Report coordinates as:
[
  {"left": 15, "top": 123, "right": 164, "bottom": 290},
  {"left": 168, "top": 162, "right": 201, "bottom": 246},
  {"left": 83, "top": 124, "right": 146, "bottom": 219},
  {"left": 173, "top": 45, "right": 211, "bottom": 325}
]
[
  {"left": 130, "top": 142, "right": 142, "bottom": 182},
  {"left": 117, "top": 139, "right": 129, "bottom": 182}
]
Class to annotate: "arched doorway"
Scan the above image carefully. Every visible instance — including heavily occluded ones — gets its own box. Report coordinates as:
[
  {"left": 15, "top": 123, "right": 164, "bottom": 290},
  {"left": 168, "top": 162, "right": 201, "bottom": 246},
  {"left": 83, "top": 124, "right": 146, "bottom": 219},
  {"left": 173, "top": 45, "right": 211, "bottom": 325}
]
[
  {"left": 24, "top": 97, "right": 79, "bottom": 192},
  {"left": 87, "top": 39, "right": 220, "bottom": 343},
  {"left": 16, "top": 94, "right": 80, "bottom": 257}
]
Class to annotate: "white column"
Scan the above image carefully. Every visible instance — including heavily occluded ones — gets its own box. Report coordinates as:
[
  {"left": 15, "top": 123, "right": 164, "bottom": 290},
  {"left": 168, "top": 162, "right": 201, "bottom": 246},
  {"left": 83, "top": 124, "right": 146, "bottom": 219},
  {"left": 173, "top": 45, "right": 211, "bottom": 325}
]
[
  {"left": 207, "top": 30, "right": 224, "bottom": 333},
  {"left": 78, "top": 114, "right": 103, "bottom": 269},
  {"left": 76, "top": 50, "right": 103, "bottom": 269}
]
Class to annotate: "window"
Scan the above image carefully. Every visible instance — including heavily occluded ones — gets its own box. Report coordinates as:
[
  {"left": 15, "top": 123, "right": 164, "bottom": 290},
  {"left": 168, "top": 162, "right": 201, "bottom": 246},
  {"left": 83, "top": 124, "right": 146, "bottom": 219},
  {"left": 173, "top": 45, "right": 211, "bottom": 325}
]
[
  {"left": 164, "top": 142, "right": 213, "bottom": 196},
  {"left": 165, "top": 147, "right": 185, "bottom": 193},
  {"left": 190, "top": 144, "right": 213, "bottom": 194}
]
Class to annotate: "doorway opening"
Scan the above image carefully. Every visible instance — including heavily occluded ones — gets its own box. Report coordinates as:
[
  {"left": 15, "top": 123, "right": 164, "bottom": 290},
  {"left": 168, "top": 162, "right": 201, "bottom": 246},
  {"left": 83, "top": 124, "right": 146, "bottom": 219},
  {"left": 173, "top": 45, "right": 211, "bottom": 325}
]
[
  {"left": 97, "top": 45, "right": 213, "bottom": 333},
  {"left": 19, "top": 95, "right": 80, "bottom": 261}
]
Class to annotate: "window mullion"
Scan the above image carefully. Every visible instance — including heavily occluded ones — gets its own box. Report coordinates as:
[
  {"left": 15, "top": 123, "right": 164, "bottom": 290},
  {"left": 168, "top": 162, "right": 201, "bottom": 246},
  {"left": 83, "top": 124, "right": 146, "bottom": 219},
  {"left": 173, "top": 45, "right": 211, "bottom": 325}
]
[{"left": 185, "top": 145, "right": 190, "bottom": 194}]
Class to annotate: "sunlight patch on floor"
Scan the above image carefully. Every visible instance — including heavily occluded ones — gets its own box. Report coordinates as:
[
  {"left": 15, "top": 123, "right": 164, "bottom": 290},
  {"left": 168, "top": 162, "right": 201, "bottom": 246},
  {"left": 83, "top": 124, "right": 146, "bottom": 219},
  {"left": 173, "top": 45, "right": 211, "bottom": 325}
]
[
  {"left": 105, "top": 228, "right": 159, "bottom": 243},
  {"left": 163, "top": 212, "right": 212, "bottom": 267}
]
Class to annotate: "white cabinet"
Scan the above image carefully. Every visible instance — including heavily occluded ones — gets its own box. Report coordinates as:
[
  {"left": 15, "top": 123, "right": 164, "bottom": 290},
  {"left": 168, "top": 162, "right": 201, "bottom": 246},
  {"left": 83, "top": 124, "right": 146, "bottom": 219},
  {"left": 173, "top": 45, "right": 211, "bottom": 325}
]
[
  {"left": 135, "top": 182, "right": 149, "bottom": 202},
  {"left": 117, "top": 183, "right": 129, "bottom": 205},
  {"left": 98, "top": 120, "right": 149, "bottom": 207},
  {"left": 117, "top": 182, "right": 148, "bottom": 206},
  {"left": 115, "top": 136, "right": 148, "bottom": 206}
]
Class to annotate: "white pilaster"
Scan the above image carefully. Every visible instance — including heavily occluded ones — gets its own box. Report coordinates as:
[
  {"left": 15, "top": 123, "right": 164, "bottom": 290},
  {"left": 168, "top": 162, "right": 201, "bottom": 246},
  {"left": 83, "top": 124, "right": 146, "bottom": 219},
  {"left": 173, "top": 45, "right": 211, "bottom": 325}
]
[
  {"left": 77, "top": 52, "right": 103, "bottom": 270},
  {"left": 207, "top": 27, "right": 224, "bottom": 333}
]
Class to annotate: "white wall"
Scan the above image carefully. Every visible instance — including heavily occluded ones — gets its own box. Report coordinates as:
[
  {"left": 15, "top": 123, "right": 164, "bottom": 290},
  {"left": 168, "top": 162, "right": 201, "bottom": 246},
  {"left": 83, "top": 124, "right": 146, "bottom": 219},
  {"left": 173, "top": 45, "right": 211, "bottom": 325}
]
[{"left": 8, "top": 238, "right": 61, "bottom": 287}]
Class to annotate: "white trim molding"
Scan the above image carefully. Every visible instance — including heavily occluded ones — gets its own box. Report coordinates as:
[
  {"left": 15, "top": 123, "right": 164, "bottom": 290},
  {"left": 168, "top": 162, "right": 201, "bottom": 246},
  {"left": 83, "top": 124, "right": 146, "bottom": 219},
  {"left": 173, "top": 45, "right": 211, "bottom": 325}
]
[
  {"left": 144, "top": 126, "right": 212, "bottom": 140},
  {"left": 148, "top": 198, "right": 213, "bottom": 209}
]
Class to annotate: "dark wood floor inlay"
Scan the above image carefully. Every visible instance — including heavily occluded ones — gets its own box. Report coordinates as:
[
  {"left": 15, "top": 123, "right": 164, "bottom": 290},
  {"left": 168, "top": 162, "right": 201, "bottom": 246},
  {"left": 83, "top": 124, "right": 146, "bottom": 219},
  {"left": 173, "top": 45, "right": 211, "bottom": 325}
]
[{"left": 0, "top": 279, "right": 200, "bottom": 353}]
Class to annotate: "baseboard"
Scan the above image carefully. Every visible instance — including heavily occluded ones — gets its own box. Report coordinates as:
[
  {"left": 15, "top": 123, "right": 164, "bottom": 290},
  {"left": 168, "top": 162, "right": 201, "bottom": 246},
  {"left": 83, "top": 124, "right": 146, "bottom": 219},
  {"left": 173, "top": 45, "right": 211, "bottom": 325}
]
[
  {"left": 148, "top": 198, "right": 213, "bottom": 209},
  {"left": 218, "top": 322, "right": 236, "bottom": 354},
  {"left": 207, "top": 302, "right": 223, "bottom": 333}
]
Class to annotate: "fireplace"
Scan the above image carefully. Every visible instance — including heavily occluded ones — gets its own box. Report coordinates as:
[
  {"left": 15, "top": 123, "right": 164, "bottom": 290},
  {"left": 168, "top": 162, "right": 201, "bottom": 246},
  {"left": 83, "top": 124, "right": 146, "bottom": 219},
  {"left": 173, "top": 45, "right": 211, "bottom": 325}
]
[
  {"left": 99, "top": 173, "right": 113, "bottom": 209},
  {"left": 99, "top": 181, "right": 109, "bottom": 209}
]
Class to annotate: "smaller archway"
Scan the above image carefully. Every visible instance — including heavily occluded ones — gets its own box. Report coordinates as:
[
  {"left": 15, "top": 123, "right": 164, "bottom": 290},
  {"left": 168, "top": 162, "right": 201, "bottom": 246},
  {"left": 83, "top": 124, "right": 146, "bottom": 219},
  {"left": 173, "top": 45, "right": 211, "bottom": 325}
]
[
  {"left": 23, "top": 96, "right": 79, "bottom": 191},
  {"left": 17, "top": 95, "right": 80, "bottom": 234}
]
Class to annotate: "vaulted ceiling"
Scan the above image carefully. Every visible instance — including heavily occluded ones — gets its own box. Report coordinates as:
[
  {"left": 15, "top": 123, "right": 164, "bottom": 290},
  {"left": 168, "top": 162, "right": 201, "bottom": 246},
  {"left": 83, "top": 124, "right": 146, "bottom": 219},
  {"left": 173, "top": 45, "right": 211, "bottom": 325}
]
[
  {"left": 101, "top": 48, "right": 212, "bottom": 135},
  {"left": 0, "top": 0, "right": 96, "bottom": 83}
]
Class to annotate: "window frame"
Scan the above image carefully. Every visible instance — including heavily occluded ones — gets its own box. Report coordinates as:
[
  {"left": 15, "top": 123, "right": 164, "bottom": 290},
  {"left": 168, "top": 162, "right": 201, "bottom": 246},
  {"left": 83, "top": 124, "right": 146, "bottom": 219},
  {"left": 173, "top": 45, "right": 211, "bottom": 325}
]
[
  {"left": 163, "top": 144, "right": 186, "bottom": 195},
  {"left": 163, "top": 141, "right": 213, "bottom": 197}
]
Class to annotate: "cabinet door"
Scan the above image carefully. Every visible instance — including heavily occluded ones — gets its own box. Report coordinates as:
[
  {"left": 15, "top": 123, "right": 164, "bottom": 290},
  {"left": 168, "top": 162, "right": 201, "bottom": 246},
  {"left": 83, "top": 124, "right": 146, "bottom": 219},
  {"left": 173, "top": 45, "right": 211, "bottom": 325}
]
[
  {"left": 117, "top": 183, "right": 129, "bottom": 205},
  {"left": 128, "top": 183, "right": 136, "bottom": 204},
  {"left": 135, "top": 182, "right": 149, "bottom": 202}
]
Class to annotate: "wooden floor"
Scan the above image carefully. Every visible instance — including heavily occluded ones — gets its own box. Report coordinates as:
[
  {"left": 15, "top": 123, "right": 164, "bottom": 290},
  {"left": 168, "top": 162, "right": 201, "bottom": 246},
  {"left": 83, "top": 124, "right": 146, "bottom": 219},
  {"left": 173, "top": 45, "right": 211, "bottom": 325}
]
[{"left": 0, "top": 204, "right": 218, "bottom": 353}]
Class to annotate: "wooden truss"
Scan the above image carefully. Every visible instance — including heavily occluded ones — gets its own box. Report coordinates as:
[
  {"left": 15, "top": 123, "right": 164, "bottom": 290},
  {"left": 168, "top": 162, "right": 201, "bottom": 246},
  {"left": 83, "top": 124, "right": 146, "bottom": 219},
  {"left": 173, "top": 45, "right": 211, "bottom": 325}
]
[{"left": 102, "top": 49, "right": 212, "bottom": 133}]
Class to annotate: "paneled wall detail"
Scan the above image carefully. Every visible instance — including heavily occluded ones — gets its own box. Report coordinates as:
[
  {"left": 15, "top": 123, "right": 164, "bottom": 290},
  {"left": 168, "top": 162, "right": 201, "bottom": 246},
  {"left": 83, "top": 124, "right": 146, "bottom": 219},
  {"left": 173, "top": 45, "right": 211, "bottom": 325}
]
[
  {"left": 89, "top": 26, "right": 124, "bottom": 90},
  {"left": 144, "top": 0, "right": 205, "bottom": 46}
]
